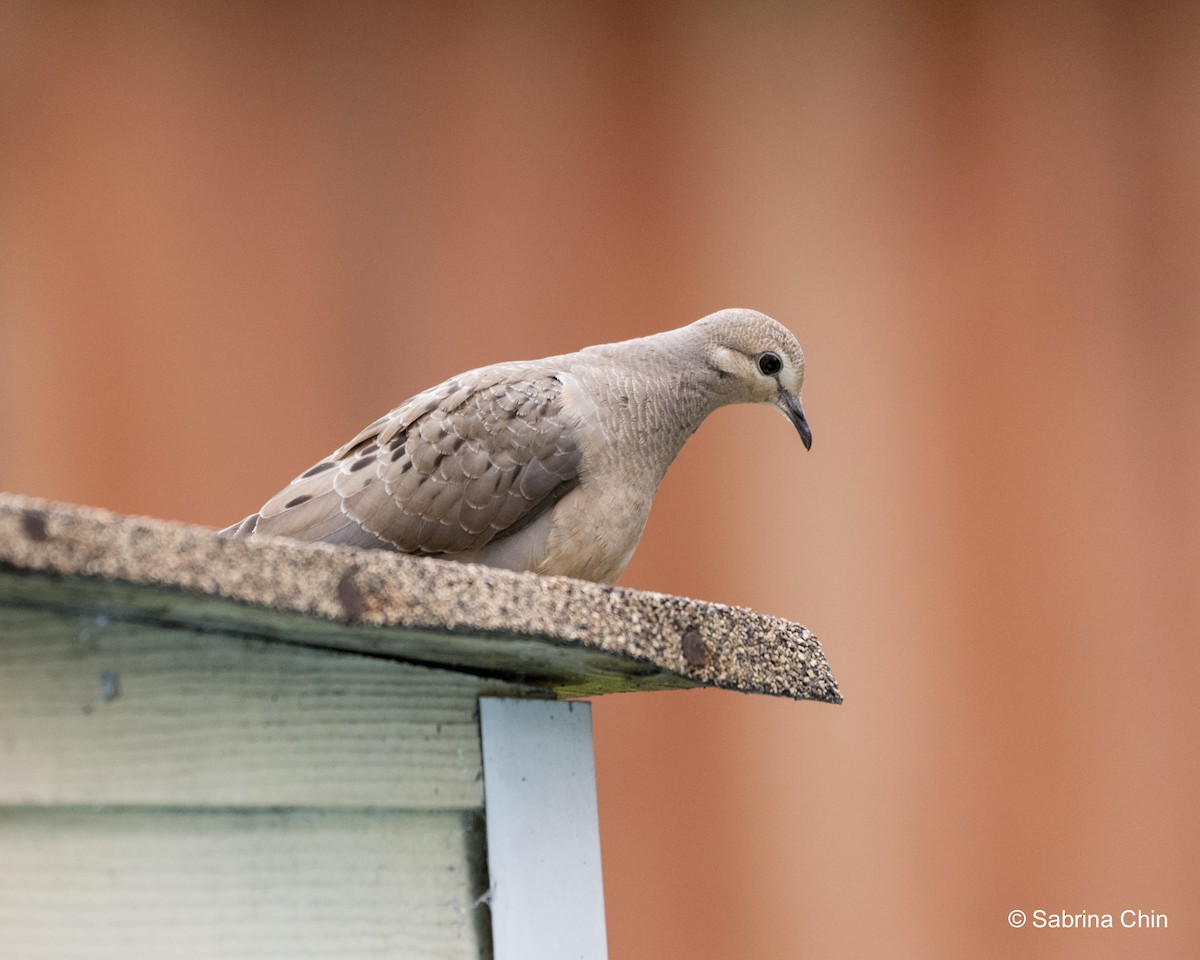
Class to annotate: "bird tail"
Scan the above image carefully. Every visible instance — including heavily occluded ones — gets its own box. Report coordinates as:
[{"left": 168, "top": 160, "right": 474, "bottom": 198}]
[{"left": 219, "top": 514, "right": 260, "bottom": 538}]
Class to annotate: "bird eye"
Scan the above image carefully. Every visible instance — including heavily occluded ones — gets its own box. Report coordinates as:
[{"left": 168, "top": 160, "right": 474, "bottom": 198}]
[{"left": 757, "top": 352, "right": 783, "bottom": 376}]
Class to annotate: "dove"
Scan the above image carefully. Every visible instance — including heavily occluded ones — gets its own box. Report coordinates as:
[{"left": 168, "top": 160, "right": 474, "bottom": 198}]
[{"left": 221, "top": 308, "right": 812, "bottom": 583}]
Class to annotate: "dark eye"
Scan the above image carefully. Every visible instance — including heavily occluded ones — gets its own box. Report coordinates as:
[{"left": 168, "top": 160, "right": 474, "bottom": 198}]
[{"left": 757, "top": 352, "right": 782, "bottom": 376}]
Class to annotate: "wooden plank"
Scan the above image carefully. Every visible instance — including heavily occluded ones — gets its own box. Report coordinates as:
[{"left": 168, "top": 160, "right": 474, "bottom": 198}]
[
  {"left": 480, "top": 697, "right": 608, "bottom": 960},
  {"left": 0, "top": 605, "right": 530, "bottom": 809},
  {"left": 0, "top": 807, "right": 491, "bottom": 960}
]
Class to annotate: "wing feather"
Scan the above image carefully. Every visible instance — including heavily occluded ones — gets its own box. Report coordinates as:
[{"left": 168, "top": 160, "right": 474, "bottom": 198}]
[{"left": 223, "top": 368, "right": 584, "bottom": 558}]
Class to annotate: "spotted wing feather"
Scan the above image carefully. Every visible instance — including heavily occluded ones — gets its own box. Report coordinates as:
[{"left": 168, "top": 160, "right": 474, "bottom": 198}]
[{"left": 224, "top": 370, "right": 583, "bottom": 557}]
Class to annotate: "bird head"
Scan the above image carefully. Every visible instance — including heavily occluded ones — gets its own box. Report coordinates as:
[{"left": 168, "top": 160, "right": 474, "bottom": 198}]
[{"left": 696, "top": 308, "right": 813, "bottom": 450}]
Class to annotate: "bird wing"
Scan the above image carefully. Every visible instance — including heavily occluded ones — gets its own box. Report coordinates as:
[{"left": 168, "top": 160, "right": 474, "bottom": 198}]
[{"left": 230, "top": 368, "right": 584, "bottom": 555}]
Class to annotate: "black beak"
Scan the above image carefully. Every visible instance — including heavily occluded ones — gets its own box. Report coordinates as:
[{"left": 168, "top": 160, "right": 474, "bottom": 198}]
[{"left": 781, "top": 391, "right": 813, "bottom": 450}]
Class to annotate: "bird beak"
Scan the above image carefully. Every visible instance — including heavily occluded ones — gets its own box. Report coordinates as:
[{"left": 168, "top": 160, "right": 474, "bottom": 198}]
[{"left": 780, "top": 391, "right": 813, "bottom": 450}]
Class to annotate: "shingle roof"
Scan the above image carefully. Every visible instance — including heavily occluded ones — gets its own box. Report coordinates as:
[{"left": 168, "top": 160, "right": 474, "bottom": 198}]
[{"left": 0, "top": 492, "right": 840, "bottom": 703}]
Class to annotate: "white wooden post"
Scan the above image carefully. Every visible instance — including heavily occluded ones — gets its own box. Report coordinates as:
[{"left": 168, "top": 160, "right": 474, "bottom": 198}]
[{"left": 479, "top": 697, "right": 608, "bottom": 960}]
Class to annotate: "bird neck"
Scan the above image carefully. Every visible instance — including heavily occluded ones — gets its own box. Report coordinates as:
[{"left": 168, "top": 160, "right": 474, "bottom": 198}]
[{"left": 577, "top": 327, "right": 724, "bottom": 480}]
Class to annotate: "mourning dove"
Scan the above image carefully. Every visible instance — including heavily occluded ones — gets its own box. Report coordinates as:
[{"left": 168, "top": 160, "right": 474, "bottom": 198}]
[{"left": 222, "top": 308, "right": 812, "bottom": 583}]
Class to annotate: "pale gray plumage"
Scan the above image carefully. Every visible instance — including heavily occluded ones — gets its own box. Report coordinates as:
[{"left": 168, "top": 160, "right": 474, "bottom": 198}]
[{"left": 222, "top": 308, "right": 812, "bottom": 583}]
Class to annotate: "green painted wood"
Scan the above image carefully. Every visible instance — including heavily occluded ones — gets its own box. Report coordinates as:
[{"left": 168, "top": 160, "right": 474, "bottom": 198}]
[
  {"left": 0, "top": 604, "right": 530, "bottom": 809},
  {"left": 0, "top": 808, "right": 490, "bottom": 959}
]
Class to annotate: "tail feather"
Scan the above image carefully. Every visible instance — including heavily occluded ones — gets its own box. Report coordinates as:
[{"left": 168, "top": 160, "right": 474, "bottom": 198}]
[{"left": 220, "top": 514, "right": 260, "bottom": 538}]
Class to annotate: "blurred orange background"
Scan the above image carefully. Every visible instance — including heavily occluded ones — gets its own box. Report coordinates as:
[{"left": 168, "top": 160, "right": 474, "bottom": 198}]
[{"left": 2, "top": 3, "right": 1197, "bottom": 958}]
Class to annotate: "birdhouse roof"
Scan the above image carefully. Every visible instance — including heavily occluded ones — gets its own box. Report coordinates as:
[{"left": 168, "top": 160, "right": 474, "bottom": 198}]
[{"left": 0, "top": 492, "right": 840, "bottom": 702}]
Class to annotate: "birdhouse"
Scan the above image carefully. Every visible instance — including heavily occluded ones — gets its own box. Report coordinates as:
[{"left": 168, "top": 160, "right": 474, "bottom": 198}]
[{"left": 0, "top": 492, "right": 840, "bottom": 959}]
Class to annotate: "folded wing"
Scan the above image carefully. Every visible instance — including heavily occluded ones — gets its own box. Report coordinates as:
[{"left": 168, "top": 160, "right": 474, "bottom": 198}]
[{"left": 224, "top": 370, "right": 583, "bottom": 556}]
